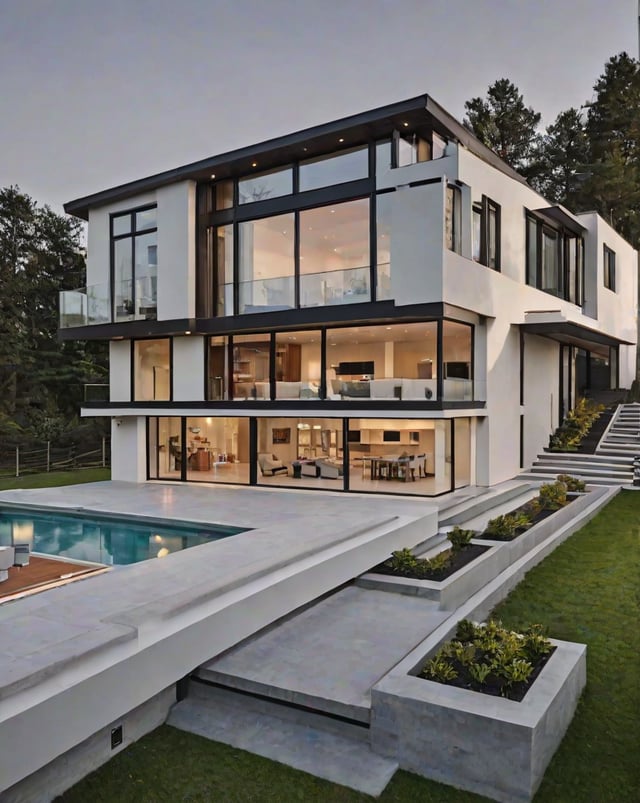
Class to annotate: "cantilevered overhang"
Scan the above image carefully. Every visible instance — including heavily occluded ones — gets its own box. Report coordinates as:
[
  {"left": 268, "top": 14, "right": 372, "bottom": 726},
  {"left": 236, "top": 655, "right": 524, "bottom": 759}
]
[
  {"left": 533, "top": 205, "right": 586, "bottom": 236},
  {"left": 520, "top": 311, "right": 634, "bottom": 352},
  {"left": 65, "top": 94, "right": 525, "bottom": 220}
]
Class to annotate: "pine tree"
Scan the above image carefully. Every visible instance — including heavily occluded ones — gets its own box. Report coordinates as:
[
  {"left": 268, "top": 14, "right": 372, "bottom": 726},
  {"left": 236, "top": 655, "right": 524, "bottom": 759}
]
[
  {"left": 581, "top": 52, "right": 640, "bottom": 247},
  {"left": 529, "top": 108, "right": 590, "bottom": 206},
  {"left": 464, "top": 78, "right": 542, "bottom": 176}
]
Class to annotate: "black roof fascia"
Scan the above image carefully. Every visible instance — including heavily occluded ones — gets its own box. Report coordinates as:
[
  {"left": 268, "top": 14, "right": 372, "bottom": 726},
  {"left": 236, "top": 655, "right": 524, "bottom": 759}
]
[
  {"left": 65, "top": 93, "right": 529, "bottom": 220},
  {"left": 533, "top": 206, "right": 587, "bottom": 235}
]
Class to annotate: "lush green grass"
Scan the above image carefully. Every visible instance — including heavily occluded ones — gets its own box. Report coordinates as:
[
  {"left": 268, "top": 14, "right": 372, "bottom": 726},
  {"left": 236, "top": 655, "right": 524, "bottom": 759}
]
[
  {"left": 58, "top": 490, "right": 640, "bottom": 802},
  {"left": 0, "top": 467, "right": 110, "bottom": 492}
]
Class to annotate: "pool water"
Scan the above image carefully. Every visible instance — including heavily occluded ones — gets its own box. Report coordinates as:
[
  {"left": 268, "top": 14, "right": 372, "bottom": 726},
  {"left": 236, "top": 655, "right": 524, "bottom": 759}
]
[{"left": 0, "top": 507, "right": 247, "bottom": 566}]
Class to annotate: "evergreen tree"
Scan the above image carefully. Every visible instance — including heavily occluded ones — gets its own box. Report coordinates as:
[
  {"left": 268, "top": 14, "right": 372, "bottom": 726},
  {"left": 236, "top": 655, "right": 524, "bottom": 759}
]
[
  {"left": 464, "top": 78, "right": 542, "bottom": 176},
  {"left": 0, "top": 186, "right": 107, "bottom": 440},
  {"left": 580, "top": 52, "right": 640, "bottom": 247},
  {"left": 529, "top": 108, "right": 590, "bottom": 206}
]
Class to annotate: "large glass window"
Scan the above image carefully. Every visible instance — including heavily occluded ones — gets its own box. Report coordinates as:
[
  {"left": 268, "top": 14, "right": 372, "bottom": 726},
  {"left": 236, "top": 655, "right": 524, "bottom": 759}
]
[
  {"left": 239, "top": 167, "right": 293, "bottom": 205},
  {"left": 299, "top": 198, "right": 370, "bottom": 307},
  {"left": 299, "top": 146, "right": 368, "bottom": 192},
  {"left": 443, "top": 321, "right": 472, "bottom": 401},
  {"left": 134, "top": 339, "right": 170, "bottom": 401},
  {"left": 347, "top": 418, "right": 454, "bottom": 495},
  {"left": 275, "top": 330, "right": 321, "bottom": 400},
  {"left": 207, "top": 336, "right": 230, "bottom": 400},
  {"left": 111, "top": 206, "right": 157, "bottom": 322},
  {"left": 257, "top": 418, "right": 344, "bottom": 488},
  {"left": 376, "top": 193, "right": 393, "bottom": 300},
  {"left": 232, "top": 334, "right": 271, "bottom": 400},
  {"left": 526, "top": 213, "right": 584, "bottom": 305},
  {"left": 153, "top": 417, "right": 182, "bottom": 480},
  {"left": 238, "top": 213, "right": 294, "bottom": 313},
  {"left": 185, "top": 417, "right": 250, "bottom": 483},
  {"left": 326, "top": 322, "right": 438, "bottom": 400}
]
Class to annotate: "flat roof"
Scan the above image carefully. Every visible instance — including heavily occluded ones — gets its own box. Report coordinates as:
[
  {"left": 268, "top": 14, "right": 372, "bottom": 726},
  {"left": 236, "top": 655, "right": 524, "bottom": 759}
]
[{"left": 64, "top": 93, "right": 526, "bottom": 220}]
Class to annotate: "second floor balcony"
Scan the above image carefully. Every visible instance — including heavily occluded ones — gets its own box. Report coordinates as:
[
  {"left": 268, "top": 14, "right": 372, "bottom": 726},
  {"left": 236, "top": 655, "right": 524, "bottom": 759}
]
[{"left": 60, "top": 277, "right": 157, "bottom": 329}]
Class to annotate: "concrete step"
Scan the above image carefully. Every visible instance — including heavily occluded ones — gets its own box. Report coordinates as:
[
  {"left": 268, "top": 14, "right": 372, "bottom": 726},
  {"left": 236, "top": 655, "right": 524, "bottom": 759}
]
[
  {"left": 168, "top": 683, "right": 397, "bottom": 797},
  {"left": 536, "top": 452, "right": 632, "bottom": 465},
  {"left": 519, "top": 472, "right": 627, "bottom": 486},
  {"left": 438, "top": 482, "right": 532, "bottom": 527},
  {"left": 530, "top": 461, "right": 631, "bottom": 474},
  {"left": 529, "top": 466, "right": 632, "bottom": 479}
]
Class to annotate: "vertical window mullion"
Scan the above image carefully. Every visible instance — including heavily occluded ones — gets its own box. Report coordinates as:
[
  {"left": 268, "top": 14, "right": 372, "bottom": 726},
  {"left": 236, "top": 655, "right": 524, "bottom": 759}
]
[
  {"left": 320, "top": 328, "right": 327, "bottom": 400},
  {"left": 370, "top": 190, "right": 377, "bottom": 300},
  {"left": 294, "top": 210, "right": 300, "bottom": 309}
]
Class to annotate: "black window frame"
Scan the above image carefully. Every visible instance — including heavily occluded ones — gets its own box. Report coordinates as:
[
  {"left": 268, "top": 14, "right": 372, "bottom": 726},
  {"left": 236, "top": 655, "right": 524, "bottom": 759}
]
[
  {"left": 603, "top": 245, "right": 616, "bottom": 292},
  {"left": 525, "top": 210, "right": 585, "bottom": 306},
  {"left": 472, "top": 195, "right": 501, "bottom": 271},
  {"left": 445, "top": 184, "right": 462, "bottom": 255},
  {"left": 110, "top": 203, "right": 158, "bottom": 322}
]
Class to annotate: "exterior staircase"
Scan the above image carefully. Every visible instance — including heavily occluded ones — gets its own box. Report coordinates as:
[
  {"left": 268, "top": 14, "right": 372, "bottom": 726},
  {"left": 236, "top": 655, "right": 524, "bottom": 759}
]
[{"left": 520, "top": 403, "right": 639, "bottom": 486}]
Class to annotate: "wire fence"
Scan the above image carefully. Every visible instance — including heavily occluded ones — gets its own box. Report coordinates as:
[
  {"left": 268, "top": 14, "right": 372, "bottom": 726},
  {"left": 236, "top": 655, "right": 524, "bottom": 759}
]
[{"left": 0, "top": 437, "right": 110, "bottom": 478}]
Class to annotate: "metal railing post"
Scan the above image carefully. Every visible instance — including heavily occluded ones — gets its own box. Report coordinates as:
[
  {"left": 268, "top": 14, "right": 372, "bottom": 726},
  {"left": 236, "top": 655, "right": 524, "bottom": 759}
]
[
  {"left": 102, "top": 437, "right": 106, "bottom": 468},
  {"left": 47, "top": 441, "right": 51, "bottom": 472},
  {"left": 15, "top": 446, "right": 19, "bottom": 478}
]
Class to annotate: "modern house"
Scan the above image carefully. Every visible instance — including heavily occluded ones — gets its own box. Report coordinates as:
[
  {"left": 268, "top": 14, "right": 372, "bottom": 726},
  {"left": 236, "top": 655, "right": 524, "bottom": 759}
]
[{"left": 60, "top": 94, "right": 638, "bottom": 497}]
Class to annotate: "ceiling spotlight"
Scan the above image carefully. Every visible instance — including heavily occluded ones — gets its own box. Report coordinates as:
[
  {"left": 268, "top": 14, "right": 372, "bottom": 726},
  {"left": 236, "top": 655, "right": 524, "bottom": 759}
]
[
  {"left": 251, "top": 162, "right": 258, "bottom": 167},
  {"left": 403, "top": 121, "right": 409, "bottom": 127},
  {"left": 338, "top": 137, "right": 344, "bottom": 143},
  {"left": 210, "top": 173, "right": 216, "bottom": 179}
]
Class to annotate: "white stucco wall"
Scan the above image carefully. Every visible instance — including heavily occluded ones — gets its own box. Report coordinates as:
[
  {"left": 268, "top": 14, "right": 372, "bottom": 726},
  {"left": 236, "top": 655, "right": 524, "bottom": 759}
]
[
  {"left": 172, "top": 336, "right": 205, "bottom": 401},
  {"left": 522, "top": 334, "right": 560, "bottom": 467},
  {"left": 110, "top": 417, "right": 147, "bottom": 481},
  {"left": 390, "top": 182, "right": 445, "bottom": 306},
  {"left": 109, "top": 340, "right": 131, "bottom": 402},
  {"left": 156, "top": 181, "right": 197, "bottom": 321}
]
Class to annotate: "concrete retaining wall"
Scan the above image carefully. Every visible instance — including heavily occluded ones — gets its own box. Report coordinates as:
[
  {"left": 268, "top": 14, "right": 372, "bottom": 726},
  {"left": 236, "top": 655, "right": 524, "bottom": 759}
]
[
  {"left": 371, "top": 640, "right": 586, "bottom": 803},
  {"left": 3, "top": 686, "right": 175, "bottom": 803}
]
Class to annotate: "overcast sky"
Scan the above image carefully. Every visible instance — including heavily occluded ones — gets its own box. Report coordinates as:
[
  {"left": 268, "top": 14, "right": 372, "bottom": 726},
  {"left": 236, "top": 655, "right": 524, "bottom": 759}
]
[{"left": 0, "top": 0, "right": 636, "bottom": 213}]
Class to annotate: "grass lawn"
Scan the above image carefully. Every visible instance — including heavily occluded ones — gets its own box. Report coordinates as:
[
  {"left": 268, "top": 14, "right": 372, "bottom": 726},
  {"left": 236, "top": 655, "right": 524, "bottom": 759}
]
[
  {"left": 55, "top": 490, "right": 639, "bottom": 802},
  {"left": 0, "top": 467, "right": 110, "bottom": 492}
]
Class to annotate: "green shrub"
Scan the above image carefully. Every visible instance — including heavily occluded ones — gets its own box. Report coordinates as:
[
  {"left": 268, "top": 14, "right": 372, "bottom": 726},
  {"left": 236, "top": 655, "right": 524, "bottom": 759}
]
[
  {"left": 484, "top": 510, "right": 531, "bottom": 540},
  {"left": 419, "top": 619, "right": 553, "bottom": 699},
  {"left": 447, "top": 525, "right": 474, "bottom": 552},
  {"left": 548, "top": 398, "right": 605, "bottom": 452},
  {"left": 539, "top": 480, "right": 568, "bottom": 510},
  {"left": 388, "top": 548, "right": 419, "bottom": 575},
  {"left": 556, "top": 473, "right": 586, "bottom": 492}
]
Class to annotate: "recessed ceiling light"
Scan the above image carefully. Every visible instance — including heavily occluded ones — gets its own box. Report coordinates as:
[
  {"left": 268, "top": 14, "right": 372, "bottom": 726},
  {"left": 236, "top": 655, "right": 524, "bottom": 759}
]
[
  {"left": 185, "top": 330, "right": 191, "bottom": 335},
  {"left": 403, "top": 121, "right": 409, "bottom": 127},
  {"left": 251, "top": 162, "right": 258, "bottom": 167},
  {"left": 210, "top": 173, "right": 216, "bottom": 179},
  {"left": 338, "top": 137, "right": 344, "bottom": 143}
]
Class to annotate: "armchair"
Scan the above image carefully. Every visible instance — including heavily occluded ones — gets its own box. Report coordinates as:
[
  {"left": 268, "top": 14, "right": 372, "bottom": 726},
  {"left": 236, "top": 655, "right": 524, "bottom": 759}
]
[{"left": 258, "top": 453, "right": 288, "bottom": 476}]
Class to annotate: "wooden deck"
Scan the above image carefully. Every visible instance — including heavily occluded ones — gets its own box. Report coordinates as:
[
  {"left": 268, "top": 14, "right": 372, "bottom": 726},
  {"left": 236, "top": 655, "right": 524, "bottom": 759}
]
[{"left": 0, "top": 555, "right": 107, "bottom": 601}]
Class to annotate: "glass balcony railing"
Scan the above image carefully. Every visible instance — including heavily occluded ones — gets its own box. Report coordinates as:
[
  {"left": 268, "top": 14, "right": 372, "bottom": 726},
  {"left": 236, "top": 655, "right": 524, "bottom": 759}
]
[
  {"left": 223, "top": 267, "right": 371, "bottom": 316},
  {"left": 59, "top": 278, "right": 157, "bottom": 328},
  {"left": 300, "top": 266, "right": 370, "bottom": 307}
]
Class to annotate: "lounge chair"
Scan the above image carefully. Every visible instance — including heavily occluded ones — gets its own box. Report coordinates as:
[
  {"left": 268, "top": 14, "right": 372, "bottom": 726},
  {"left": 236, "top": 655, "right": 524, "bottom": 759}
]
[{"left": 258, "top": 453, "right": 288, "bottom": 476}]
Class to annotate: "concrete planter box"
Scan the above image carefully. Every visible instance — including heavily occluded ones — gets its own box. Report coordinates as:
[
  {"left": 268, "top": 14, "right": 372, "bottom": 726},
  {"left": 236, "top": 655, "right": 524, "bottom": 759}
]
[
  {"left": 484, "top": 491, "right": 596, "bottom": 563},
  {"left": 357, "top": 541, "right": 508, "bottom": 610},
  {"left": 371, "top": 639, "right": 587, "bottom": 803}
]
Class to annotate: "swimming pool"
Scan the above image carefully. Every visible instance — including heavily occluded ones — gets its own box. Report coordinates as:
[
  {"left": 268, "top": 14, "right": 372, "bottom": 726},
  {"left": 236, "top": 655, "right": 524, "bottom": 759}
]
[{"left": 0, "top": 507, "right": 247, "bottom": 566}]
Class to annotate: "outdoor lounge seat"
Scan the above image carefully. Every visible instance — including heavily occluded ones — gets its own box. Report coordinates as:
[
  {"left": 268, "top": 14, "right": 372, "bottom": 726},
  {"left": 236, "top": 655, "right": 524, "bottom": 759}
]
[
  {"left": 258, "top": 453, "right": 288, "bottom": 476},
  {"left": 13, "top": 543, "right": 31, "bottom": 567},
  {"left": 0, "top": 546, "right": 15, "bottom": 582}
]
